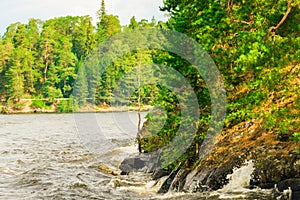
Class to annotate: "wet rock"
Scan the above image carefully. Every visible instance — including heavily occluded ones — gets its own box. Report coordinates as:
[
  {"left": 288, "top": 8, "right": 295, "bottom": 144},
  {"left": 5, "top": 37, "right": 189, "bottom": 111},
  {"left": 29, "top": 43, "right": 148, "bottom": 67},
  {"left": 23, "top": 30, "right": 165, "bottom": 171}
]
[
  {"left": 168, "top": 169, "right": 189, "bottom": 192},
  {"left": 276, "top": 131, "right": 294, "bottom": 142},
  {"left": 183, "top": 168, "right": 214, "bottom": 192},
  {"left": 251, "top": 153, "right": 300, "bottom": 189},
  {"left": 139, "top": 117, "right": 300, "bottom": 196},
  {"left": 164, "top": 151, "right": 300, "bottom": 196},
  {"left": 158, "top": 169, "right": 180, "bottom": 193},
  {"left": 277, "top": 178, "right": 300, "bottom": 200},
  {"left": 152, "top": 168, "right": 171, "bottom": 180},
  {"left": 155, "top": 148, "right": 300, "bottom": 196},
  {"left": 277, "top": 178, "right": 300, "bottom": 191},
  {"left": 182, "top": 155, "right": 245, "bottom": 192},
  {"left": 94, "top": 163, "right": 120, "bottom": 176},
  {"left": 293, "top": 191, "right": 300, "bottom": 200},
  {"left": 119, "top": 153, "right": 160, "bottom": 174}
]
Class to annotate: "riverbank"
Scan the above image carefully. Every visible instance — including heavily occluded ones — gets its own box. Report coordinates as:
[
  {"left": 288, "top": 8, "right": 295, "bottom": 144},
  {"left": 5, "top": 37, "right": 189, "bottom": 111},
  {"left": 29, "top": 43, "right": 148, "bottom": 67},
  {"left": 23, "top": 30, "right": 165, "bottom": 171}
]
[
  {"left": 0, "top": 99, "right": 153, "bottom": 114},
  {"left": 119, "top": 118, "right": 300, "bottom": 199},
  {"left": 119, "top": 64, "right": 300, "bottom": 199}
]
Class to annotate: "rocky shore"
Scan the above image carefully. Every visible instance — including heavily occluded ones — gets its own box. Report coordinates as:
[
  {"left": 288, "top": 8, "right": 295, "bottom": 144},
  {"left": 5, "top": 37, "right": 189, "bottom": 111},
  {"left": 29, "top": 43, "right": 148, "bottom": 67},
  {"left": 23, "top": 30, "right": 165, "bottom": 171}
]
[{"left": 119, "top": 119, "right": 300, "bottom": 199}]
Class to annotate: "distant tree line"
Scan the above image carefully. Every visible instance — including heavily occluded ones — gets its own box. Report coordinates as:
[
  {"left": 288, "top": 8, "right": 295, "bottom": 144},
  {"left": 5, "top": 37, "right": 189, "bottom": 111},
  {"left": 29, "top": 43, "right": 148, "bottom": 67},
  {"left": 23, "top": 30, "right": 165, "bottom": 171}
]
[{"left": 0, "top": 1, "right": 165, "bottom": 107}]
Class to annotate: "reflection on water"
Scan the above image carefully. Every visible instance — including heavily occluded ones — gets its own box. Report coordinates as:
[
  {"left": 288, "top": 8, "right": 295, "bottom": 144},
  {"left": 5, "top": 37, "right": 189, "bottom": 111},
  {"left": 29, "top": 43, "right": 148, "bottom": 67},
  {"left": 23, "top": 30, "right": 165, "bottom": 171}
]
[{"left": 0, "top": 113, "right": 289, "bottom": 199}]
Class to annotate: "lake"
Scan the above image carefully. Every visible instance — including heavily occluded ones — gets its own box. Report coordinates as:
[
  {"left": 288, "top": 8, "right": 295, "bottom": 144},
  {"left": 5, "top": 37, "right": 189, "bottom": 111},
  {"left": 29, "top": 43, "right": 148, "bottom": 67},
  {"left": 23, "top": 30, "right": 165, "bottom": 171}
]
[{"left": 0, "top": 113, "right": 290, "bottom": 199}]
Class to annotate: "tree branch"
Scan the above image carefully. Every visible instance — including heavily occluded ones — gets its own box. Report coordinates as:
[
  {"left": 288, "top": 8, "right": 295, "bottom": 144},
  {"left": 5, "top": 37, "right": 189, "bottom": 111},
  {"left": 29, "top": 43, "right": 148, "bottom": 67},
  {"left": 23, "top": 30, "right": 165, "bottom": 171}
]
[
  {"left": 233, "top": 19, "right": 252, "bottom": 25},
  {"left": 269, "top": 1, "right": 292, "bottom": 32},
  {"left": 227, "top": 0, "right": 234, "bottom": 17}
]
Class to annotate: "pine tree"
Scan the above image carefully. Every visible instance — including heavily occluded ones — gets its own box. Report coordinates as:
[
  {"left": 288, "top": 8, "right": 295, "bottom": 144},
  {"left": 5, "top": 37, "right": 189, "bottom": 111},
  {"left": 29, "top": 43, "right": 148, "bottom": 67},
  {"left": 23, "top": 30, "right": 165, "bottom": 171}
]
[
  {"left": 73, "top": 64, "right": 88, "bottom": 106},
  {"left": 129, "top": 16, "right": 139, "bottom": 29},
  {"left": 97, "top": 0, "right": 106, "bottom": 20},
  {"left": 72, "top": 16, "right": 96, "bottom": 60},
  {"left": 21, "top": 48, "right": 35, "bottom": 95},
  {"left": 39, "top": 22, "right": 57, "bottom": 84},
  {"left": 56, "top": 36, "right": 77, "bottom": 97},
  {"left": 5, "top": 48, "right": 25, "bottom": 101},
  {"left": 96, "top": 0, "right": 121, "bottom": 42},
  {"left": 26, "top": 19, "right": 41, "bottom": 52}
]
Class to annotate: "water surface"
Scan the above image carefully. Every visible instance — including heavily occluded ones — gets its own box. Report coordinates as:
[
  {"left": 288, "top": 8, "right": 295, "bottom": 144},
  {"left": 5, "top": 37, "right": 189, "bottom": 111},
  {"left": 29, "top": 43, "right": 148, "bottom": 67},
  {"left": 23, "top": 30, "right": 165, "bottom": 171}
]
[{"left": 0, "top": 113, "right": 290, "bottom": 199}]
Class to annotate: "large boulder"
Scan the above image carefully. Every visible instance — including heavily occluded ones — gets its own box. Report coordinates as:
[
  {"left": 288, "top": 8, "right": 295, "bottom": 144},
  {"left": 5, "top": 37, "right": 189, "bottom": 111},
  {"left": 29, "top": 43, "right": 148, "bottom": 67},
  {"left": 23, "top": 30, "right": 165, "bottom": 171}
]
[
  {"left": 277, "top": 178, "right": 300, "bottom": 192},
  {"left": 250, "top": 152, "right": 300, "bottom": 189},
  {"left": 119, "top": 153, "right": 161, "bottom": 174}
]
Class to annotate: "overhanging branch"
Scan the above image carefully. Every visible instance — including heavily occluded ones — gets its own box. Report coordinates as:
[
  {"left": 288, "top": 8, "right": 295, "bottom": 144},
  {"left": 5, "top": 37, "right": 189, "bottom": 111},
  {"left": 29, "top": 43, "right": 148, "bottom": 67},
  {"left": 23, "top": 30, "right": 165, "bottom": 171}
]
[{"left": 269, "top": 1, "right": 292, "bottom": 32}]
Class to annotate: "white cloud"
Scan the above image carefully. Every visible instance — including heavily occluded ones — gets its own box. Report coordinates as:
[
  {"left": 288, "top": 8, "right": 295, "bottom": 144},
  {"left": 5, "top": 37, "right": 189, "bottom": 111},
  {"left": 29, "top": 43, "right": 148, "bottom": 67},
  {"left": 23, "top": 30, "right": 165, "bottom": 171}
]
[
  {"left": 106, "top": 0, "right": 166, "bottom": 24},
  {"left": 0, "top": 0, "right": 166, "bottom": 35}
]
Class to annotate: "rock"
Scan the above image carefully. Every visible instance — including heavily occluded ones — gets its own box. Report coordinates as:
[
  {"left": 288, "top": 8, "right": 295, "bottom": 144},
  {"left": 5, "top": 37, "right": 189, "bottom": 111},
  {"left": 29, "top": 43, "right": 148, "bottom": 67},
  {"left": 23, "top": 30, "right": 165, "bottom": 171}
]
[
  {"left": 276, "top": 131, "right": 294, "bottom": 142},
  {"left": 179, "top": 153, "right": 300, "bottom": 198},
  {"left": 96, "top": 163, "right": 120, "bottom": 176},
  {"left": 183, "top": 168, "right": 214, "bottom": 192},
  {"left": 158, "top": 169, "right": 180, "bottom": 193},
  {"left": 152, "top": 168, "right": 171, "bottom": 180},
  {"left": 136, "top": 116, "right": 300, "bottom": 196},
  {"left": 277, "top": 178, "right": 300, "bottom": 191},
  {"left": 170, "top": 151, "right": 300, "bottom": 195},
  {"left": 182, "top": 155, "right": 245, "bottom": 192},
  {"left": 120, "top": 171, "right": 129, "bottom": 175},
  {"left": 119, "top": 153, "right": 161, "bottom": 174},
  {"left": 155, "top": 148, "right": 300, "bottom": 195},
  {"left": 293, "top": 191, "right": 300, "bottom": 200},
  {"left": 251, "top": 153, "right": 300, "bottom": 189},
  {"left": 168, "top": 169, "right": 189, "bottom": 192}
]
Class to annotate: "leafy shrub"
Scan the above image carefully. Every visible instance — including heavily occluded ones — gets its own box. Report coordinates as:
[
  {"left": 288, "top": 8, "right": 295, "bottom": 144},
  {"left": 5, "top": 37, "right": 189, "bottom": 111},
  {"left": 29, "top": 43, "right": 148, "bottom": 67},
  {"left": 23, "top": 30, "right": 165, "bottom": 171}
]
[
  {"left": 57, "top": 99, "right": 73, "bottom": 113},
  {"left": 12, "top": 102, "right": 25, "bottom": 110},
  {"left": 292, "top": 132, "right": 300, "bottom": 142},
  {"left": 291, "top": 132, "right": 300, "bottom": 153},
  {"left": 31, "top": 99, "right": 47, "bottom": 109}
]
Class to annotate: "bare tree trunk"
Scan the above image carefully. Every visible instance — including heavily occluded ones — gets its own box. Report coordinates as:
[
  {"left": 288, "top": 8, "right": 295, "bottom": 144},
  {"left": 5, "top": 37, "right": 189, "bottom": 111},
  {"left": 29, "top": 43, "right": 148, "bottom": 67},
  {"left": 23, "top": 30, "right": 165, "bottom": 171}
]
[
  {"left": 43, "top": 40, "right": 50, "bottom": 83},
  {"left": 137, "top": 51, "right": 142, "bottom": 153}
]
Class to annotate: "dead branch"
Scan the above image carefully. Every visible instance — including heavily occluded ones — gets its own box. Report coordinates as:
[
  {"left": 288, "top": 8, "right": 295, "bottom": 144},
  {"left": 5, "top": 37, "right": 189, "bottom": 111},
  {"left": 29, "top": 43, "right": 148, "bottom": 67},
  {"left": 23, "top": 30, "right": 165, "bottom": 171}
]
[
  {"left": 269, "top": 1, "right": 292, "bottom": 32},
  {"left": 233, "top": 19, "right": 252, "bottom": 25},
  {"left": 227, "top": 0, "right": 234, "bottom": 17}
]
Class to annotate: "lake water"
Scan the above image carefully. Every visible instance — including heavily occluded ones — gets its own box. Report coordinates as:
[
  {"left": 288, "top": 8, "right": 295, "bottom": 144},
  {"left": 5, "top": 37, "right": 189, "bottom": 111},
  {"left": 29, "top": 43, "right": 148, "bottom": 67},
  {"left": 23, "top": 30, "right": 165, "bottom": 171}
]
[{"left": 0, "top": 113, "right": 291, "bottom": 199}]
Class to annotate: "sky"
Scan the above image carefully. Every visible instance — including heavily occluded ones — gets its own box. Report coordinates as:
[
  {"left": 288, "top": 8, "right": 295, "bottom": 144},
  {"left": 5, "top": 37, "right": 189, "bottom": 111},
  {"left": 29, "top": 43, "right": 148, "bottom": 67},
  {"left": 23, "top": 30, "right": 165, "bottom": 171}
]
[{"left": 0, "top": 0, "right": 167, "bottom": 35}]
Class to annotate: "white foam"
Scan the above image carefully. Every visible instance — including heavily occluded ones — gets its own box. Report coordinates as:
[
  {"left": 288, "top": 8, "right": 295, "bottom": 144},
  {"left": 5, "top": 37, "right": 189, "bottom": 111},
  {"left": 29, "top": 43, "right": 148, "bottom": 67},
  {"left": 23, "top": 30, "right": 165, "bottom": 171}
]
[
  {"left": 220, "top": 160, "right": 254, "bottom": 192},
  {"left": 0, "top": 167, "right": 21, "bottom": 176}
]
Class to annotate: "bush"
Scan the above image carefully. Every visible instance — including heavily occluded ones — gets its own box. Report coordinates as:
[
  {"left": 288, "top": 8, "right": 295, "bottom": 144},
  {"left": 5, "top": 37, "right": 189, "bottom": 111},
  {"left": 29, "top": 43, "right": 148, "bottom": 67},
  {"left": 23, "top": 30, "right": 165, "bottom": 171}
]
[
  {"left": 292, "top": 132, "right": 300, "bottom": 153},
  {"left": 12, "top": 102, "right": 25, "bottom": 110},
  {"left": 31, "top": 99, "right": 47, "bottom": 109},
  {"left": 292, "top": 132, "right": 300, "bottom": 142},
  {"left": 57, "top": 99, "right": 73, "bottom": 113}
]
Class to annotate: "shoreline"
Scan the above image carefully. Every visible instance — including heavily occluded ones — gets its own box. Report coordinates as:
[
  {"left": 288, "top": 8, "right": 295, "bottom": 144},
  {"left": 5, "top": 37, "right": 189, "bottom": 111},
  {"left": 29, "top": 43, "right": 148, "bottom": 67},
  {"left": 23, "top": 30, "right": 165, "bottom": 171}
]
[{"left": 0, "top": 104, "right": 153, "bottom": 115}]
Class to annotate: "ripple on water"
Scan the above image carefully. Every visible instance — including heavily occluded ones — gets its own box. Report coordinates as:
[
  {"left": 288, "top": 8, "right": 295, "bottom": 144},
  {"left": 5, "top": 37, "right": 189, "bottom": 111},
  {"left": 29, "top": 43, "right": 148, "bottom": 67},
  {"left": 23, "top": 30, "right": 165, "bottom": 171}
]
[{"left": 0, "top": 114, "right": 290, "bottom": 200}]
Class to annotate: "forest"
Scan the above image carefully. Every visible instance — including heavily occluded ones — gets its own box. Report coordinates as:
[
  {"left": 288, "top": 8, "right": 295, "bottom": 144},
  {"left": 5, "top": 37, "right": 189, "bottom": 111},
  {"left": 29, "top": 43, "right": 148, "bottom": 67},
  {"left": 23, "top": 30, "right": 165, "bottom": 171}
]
[
  {"left": 0, "top": 0, "right": 164, "bottom": 112},
  {"left": 0, "top": 0, "right": 299, "bottom": 168}
]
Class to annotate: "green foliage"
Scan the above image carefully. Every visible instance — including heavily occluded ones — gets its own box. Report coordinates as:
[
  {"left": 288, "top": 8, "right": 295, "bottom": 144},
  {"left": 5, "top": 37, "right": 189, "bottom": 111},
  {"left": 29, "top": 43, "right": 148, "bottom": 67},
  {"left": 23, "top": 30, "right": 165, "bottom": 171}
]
[
  {"left": 0, "top": 0, "right": 298, "bottom": 167},
  {"left": 12, "top": 102, "right": 25, "bottom": 110},
  {"left": 0, "top": 15, "right": 98, "bottom": 102},
  {"left": 291, "top": 132, "right": 300, "bottom": 153},
  {"left": 0, "top": 0, "right": 164, "bottom": 110},
  {"left": 96, "top": 14, "right": 121, "bottom": 42},
  {"left": 157, "top": 0, "right": 300, "bottom": 169},
  {"left": 291, "top": 132, "right": 300, "bottom": 143},
  {"left": 263, "top": 112, "right": 277, "bottom": 130},
  {"left": 57, "top": 98, "right": 74, "bottom": 113},
  {"left": 140, "top": 90, "right": 181, "bottom": 153},
  {"left": 31, "top": 99, "right": 47, "bottom": 109}
]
